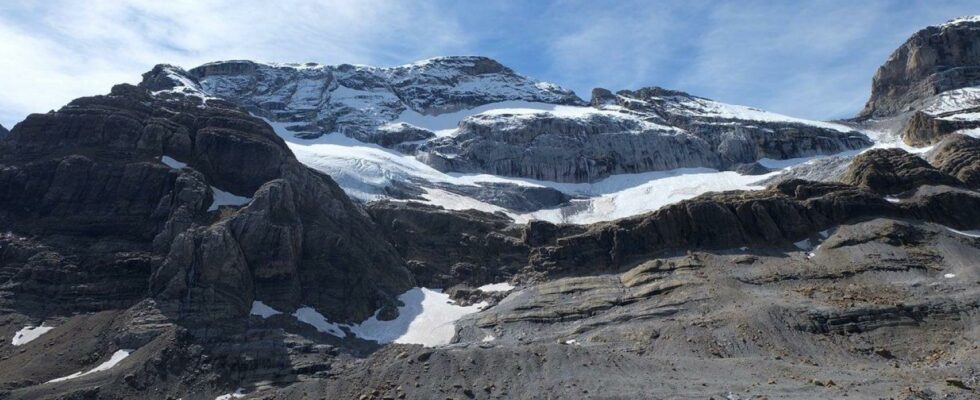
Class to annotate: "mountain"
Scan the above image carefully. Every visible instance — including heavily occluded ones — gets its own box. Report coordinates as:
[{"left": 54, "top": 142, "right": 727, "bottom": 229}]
[
  {"left": 0, "top": 124, "right": 8, "bottom": 139},
  {"left": 145, "top": 57, "right": 582, "bottom": 145},
  {"left": 1, "top": 16, "right": 979, "bottom": 400},
  {"left": 145, "top": 56, "right": 871, "bottom": 226},
  {"left": 860, "top": 16, "right": 980, "bottom": 146}
]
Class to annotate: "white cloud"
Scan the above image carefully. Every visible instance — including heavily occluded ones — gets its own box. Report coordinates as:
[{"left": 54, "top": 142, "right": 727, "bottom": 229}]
[{"left": 0, "top": 0, "right": 469, "bottom": 127}]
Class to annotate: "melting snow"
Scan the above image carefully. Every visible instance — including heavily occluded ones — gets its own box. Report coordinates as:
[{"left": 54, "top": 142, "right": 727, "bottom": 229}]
[
  {"left": 794, "top": 239, "right": 814, "bottom": 251},
  {"left": 215, "top": 388, "right": 247, "bottom": 400},
  {"left": 250, "top": 301, "right": 282, "bottom": 318},
  {"left": 944, "top": 273, "right": 957, "bottom": 278},
  {"left": 48, "top": 349, "right": 132, "bottom": 383},
  {"left": 946, "top": 227, "right": 980, "bottom": 238},
  {"left": 293, "top": 307, "right": 347, "bottom": 337},
  {"left": 292, "top": 288, "right": 487, "bottom": 347},
  {"left": 478, "top": 282, "right": 516, "bottom": 292},
  {"left": 208, "top": 186, "right": 251, "bottom": 211},
  {"left": 160, "top": 156, "right": 187, "bottom": 169},
  {"left": 11, "top": 324, "right": 54, "bottom": 346}
]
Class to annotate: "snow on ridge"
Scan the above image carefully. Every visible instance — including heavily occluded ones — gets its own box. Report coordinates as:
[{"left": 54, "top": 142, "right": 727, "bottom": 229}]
[
  {"left": 12, "top": 324, "right": 54, "bottom": 346},
  {"left": 655, "top": 95, "right": 857, "bottom": 133},
  {"left": 47, "top": 349, "right": 133, "bottom": 383},
  {"left": 478, "top": 282, "right": 516, "bottom": 292},
  {"left": 922, "top": 87, "right": 980, "bottom": 115},
  {"left": 940, "top": 15, "right": 980, "bottom": 28}
]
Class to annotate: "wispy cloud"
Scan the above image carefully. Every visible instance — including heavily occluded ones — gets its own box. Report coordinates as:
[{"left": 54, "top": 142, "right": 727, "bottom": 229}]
[{"left": 0, "top": 0, "right": 469, "bottom": 127}]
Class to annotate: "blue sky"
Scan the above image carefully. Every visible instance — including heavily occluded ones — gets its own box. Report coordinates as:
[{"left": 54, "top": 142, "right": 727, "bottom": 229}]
[{"left": 1, "top": 0, "right": 977, "bottom": 128}]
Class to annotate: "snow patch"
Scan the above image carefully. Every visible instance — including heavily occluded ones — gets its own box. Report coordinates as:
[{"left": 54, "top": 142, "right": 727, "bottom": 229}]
[
  {"left": 293, "top": 307, "right": 347, "bottom": 337},
  {"left": 946, "top": 227, "right": 980, "bottom": 238},
  {"left": 944, "top": 273, "right": 957, "bottom": 278},
  {"left": 48, "top": 349, "right": 132, "bottom": 383},
  {"left": 250, "top": 301, "right": 282, "bottom": 318},
  {"left": 209, "top": 187, "right": 251, "bottom": 211},
  {"left": 11, "top": 324, "right": 54, "bottom": 346},
  {"left": 160, "top": 156, "right": 187, "bottom": 169},
  {"left": 348, "top": 288, "right": 487, "bottom": 347},
  {"left": 215, "top": 388, "right": 247, "bottom": 400},
  {"left": 291, "top": 288, "right": 487, "bottom": 347},
  {"left": 477, "top": 282, "right": 515, "bottom": 292}
]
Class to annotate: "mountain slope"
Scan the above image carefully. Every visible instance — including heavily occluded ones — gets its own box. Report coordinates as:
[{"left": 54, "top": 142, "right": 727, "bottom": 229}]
[{"left": 145, "top": 57, "right": 872, "bottom": 222}]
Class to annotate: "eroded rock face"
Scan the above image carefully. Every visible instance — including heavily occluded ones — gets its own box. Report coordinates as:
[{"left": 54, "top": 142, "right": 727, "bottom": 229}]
[
  {"left": 841, "top": 148, "right": 962, "bottom": 194},
  {"left": 419, "top": 111, "right": 720, "bottom": 182},
  {"left": 366, "top": 201, "right": 529, "bottom": 288},
  {"left": 928, "top": 133, "right": 980, "bottom": 187},
  {"left": 0, "top": 84, "right": 413, "bottom": 337},
  {"left": 860, "top": 18, "right": 980, "bottom": 118},
  {"left": 415, "top": 87, "right": 870, "bottom": 183}
]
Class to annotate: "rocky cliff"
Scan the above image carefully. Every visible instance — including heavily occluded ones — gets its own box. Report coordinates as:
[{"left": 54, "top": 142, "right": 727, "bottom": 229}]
[
  {"left": 414, "top": 86, "right": 870, "bottom": 182},
  {"left": 860, "top": 16, "right": 980, "bottom": 119}
]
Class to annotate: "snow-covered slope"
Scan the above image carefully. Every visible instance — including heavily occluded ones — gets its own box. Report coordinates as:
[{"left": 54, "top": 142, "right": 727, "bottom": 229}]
[
  {"left": 145, "top": 57, "right": 582, "bottom": 145},
  {"left": 141, "top": 57, "right": 876, "bottom": 224}
]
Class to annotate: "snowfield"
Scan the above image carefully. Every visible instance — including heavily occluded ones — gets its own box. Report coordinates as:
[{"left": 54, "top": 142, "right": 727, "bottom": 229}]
[
  {"left": 11, "top": 324, "right": 54, "bottom": 346},
  {"left": 291, "top": 287, "right": 487, "bottom": 347},
  {"left": 47, "top": 349, "right": 133, "bottom": 383},
  {"left": 263, "top": 100, "right": 882, "bottom": 225}
]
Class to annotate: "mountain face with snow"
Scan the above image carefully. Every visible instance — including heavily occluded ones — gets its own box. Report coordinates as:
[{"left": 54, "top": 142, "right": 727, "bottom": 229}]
[{"left": 144, "top": 57, "right": 582, "bottom": 145}]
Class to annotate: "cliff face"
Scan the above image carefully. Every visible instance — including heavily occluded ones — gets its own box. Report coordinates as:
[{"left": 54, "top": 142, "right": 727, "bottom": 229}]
[
  {"left": 0, "top": 84, "right": 414, "bottom": 338},
  {"left": 860, "top": 17, "right": 980, "bottom": 119}
]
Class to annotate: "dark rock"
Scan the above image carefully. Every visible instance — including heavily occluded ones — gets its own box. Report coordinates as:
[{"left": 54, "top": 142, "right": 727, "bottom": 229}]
[
  {"left": 0, "top": 124, "right": 8, "bottom": 139},
  {"left": 0, "top": 83, "right": 414, "bottom": 336},
  {"left": 840, "top": 148, "right": 960, "bottom": 194},
  {"left": 366, "top": 201, "right": 528, "bottom": 287},
  {"left": 734, "top": 162, "right": 771, "bottom": 175}
]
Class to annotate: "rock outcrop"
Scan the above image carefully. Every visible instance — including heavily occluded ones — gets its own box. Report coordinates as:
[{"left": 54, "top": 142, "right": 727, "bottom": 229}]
[
  {"left": 928, "top": 133, "right": 980, "bottom": 187},
  {"left": 860, "top": 17, "right": 980, "bottom": 118},
  {"left": 0, "top": 84, "right": 413, "bottom": 336},
  {"left": 841, "top": 148, "right": 962, "bottom": 194},
  {"left": 0, "top": 124, "right": 8, "bottom": 139}
]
